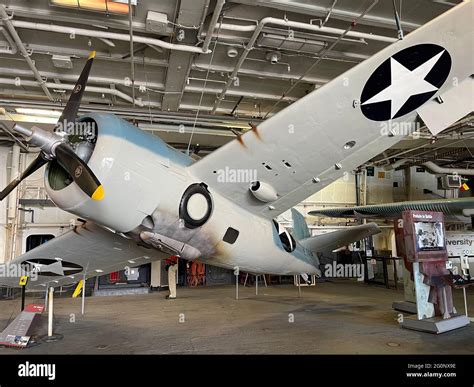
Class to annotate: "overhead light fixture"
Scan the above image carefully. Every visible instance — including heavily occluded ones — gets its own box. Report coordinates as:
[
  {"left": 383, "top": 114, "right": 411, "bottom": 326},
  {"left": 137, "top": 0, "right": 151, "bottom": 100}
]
[
  {"left": 265, "top": 51, "right": 281, "bottom": 65},
  {"left": 227, "top": 47, "right": 239, "bottom": 58},
  {"left": 50, "top": 0, "right": 132, "bottom": 15},
  {"left": 15, "top": 108, "right": 62, "bottom": 117}
]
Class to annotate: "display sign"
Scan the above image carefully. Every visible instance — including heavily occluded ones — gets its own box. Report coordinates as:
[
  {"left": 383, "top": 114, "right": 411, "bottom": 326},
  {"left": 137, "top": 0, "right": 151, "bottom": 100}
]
[
  {"left": 446, "top": 232, "right": 474, "bottom": 257},
  {"left": 402, "top": 210, "right": 447, "bottom": 262}
]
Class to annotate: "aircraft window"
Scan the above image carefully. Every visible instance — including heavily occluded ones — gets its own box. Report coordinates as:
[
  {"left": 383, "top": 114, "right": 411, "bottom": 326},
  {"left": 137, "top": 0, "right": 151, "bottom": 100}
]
[{"left": 223, "top": 227, "right": 239, "bottom": 244}]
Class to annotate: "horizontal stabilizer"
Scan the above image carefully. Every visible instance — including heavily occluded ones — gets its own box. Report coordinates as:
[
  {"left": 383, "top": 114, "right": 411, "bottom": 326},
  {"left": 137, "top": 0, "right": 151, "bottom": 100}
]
[{"left": 299, "top": 222, "right": 380, "bottom": 254}]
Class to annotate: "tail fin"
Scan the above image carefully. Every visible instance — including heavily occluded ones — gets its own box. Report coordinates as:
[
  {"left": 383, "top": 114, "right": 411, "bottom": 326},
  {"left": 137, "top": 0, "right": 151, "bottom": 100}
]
[{"left": 291, "top": 208, "right": 311, "bottom": 240}]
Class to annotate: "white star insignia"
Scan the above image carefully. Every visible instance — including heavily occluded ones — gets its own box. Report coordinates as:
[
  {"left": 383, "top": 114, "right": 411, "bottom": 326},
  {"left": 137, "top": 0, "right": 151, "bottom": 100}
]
[
  {"left": 362, "top": 50, "right": 445, "bottom": 119},
  {"left": 26, "top": 260, "right": 80, "bottom": 276}
]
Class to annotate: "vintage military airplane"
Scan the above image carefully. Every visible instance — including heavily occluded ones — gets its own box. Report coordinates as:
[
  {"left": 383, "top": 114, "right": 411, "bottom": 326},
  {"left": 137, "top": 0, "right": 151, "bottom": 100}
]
[
  {"left": 0, "top": 1, "right": 472, "bottom": 289},
  {"left": 309, "top": 197, "right": 474, "bottom": 219}
]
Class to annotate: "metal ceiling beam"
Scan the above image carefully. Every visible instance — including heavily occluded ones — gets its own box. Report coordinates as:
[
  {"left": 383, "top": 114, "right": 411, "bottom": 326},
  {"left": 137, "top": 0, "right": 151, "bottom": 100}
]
[
  {"left": 0, "top": 26, "right": 17, "bottom": 54},
  {"left": 202, "top": 0, "right": 225, "bottom": 52},
  {"left": 210, "top": 7, "right": 392, "bottom": 114},
  {"left": 0, "top": 5, "right": 54, "bottom": 101},
  {"left": 161, "top": 0, "right": 214, "bottom": 112}
]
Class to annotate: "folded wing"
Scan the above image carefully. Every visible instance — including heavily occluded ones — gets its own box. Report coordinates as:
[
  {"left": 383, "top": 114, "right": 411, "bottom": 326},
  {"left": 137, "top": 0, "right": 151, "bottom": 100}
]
[
  {"left": 188, "top": 2, "right": 472, "bottom": 219},
  {"left": 0, "top": 222, "right": 166, "bottom": 289}
]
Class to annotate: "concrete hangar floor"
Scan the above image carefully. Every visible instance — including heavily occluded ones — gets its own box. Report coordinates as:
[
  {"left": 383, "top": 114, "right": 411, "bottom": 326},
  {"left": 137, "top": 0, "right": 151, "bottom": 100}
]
[{"left": 0, "top": 281, "right": 472, "bottom": 355}]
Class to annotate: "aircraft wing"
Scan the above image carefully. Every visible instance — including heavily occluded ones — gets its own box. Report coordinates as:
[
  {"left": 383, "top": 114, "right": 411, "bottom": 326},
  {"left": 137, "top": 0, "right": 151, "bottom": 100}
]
[
  {"left": 188, "top": 1, "right": 472, "bottom": 220},
  {"left": 0, "top": 222, "right": 166, "bottom": 289},
  {"left": 299, "top": 222, "right": 381, "bottom": 254},
  {"left": 308, "top": 197, "right": 474, "bottom": 219}
]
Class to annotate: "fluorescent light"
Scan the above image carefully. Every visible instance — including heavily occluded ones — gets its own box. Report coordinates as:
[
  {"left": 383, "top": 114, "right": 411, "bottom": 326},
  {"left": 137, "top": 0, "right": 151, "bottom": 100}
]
[
  {"left": 112, "top": 0, "right": 137, "bottom": 4},
  {"left": 15, "top": 108, "right": 62, "bottom": 117},
  {"left": 50, "top": 0, "right": 131, "bottom": 15}
]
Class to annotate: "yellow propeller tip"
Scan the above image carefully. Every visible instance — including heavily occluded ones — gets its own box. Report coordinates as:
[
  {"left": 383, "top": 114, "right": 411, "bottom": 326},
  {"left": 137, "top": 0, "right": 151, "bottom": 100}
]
[
  {"left": 92, "top": 185, "right": 104, "bottom": 201},
  {"left": 88, "top": 50, "right": 96, "bottom": 60}
]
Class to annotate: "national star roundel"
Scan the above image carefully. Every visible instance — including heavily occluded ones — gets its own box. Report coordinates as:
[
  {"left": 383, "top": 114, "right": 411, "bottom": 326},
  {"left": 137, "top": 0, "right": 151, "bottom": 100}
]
[
  {"left": 21, "top": 258, "right": 83, "bottom": 277},
  {"left": 360, "top": 44, "right": 451, "bottom": 121}
]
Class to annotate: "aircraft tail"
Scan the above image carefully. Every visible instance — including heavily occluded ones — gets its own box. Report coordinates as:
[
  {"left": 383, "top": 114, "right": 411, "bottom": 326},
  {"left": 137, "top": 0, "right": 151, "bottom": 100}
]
[
  {"left": 299, "top": 222, "right": 381, "bottom": 255},
  {"left": 291, "top": 208, "right": 311, "bottom": 240}
]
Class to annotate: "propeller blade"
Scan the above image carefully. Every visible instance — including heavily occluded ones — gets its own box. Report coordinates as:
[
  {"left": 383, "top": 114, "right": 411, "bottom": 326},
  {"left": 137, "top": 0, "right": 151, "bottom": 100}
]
[
  {"left": 56, "top": 51, "right": 96, "bottom": 128},
  {"left": 0, "top": 154, "right": 48, "bottom": 201},
  {"left": 54, "top": 143, "right": 104, "bottom": 201}
]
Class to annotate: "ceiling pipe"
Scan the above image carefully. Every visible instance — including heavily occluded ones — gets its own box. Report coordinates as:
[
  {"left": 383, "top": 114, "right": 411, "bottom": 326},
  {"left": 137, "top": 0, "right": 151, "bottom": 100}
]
[
  {"left": 0, "top": 96, "right": 268, "bottom": 118},
  {"left": 211, "top": 20, "right": 397, "bottom": 43},
  {"left": 0, "top": 98, "right": 263, "bottom": 127},
  {"left": 202, "top": 0, "right": 225, "bottom": 52},
  {"left": 0, "top": 122, "right": 28, "bottom": 150},
  {"left": 128, "top": 0, "right": 135, "bottom": 107},
  {"left": 0, "top": 6, "right": 54, "bottom": 101},
  {"left": 423, "top": 161, "right": 474, "bottom": 176},
  {"left": 0, "top": 67, "right": 165, "bottom": 90},
  {"left": 0, "top": 68, "right": 296, "bottom": 102},
  {"left": 0, "top": 77, "right": 145, "bottom": 107},
  {"left": 0, "top": 26, "right": 17, "bottom": 54},
  {"left": 196, "top": 0, "right": 211, "bottom": 35},
  {"left": 228, "top": 0, "right": 421, "bottom": 31},
  {"left": 192, "top": 62, "right": 329, "bottom": 84},
  {"left": 6, "top": 20, "right": 211, "bottom": 55},
  {"left": 210, "top": 15, "right": 396, "bottom": 114}
]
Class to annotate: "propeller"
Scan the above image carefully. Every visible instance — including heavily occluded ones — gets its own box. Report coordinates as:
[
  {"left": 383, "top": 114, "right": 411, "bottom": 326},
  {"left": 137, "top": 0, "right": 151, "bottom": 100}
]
[{"left": 0, "top": 51, "right": 104, "bottom": 202}]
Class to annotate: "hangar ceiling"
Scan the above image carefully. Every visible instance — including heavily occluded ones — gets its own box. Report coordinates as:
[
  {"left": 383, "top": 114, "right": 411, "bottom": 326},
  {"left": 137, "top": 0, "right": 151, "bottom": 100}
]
[{"left": 0, "top": 0, "right": 472, "bottom": 168}]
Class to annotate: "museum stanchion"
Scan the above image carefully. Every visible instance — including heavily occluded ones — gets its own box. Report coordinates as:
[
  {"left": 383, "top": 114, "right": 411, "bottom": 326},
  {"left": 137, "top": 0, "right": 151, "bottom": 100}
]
[{"left": 42, "top": 286, "right": 63, "bottom": 343}]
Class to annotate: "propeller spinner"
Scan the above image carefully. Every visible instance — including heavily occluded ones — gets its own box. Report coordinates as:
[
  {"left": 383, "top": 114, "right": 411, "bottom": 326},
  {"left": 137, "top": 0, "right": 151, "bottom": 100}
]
[{"left": 0, "top": 51, "right": 104, "bottom": 202}]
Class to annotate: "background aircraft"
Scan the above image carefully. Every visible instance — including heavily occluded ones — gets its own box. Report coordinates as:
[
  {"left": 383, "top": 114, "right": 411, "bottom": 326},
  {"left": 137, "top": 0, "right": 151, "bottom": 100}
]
[{"left": 309, "top": 197, "right": 474, "bottom": 220}]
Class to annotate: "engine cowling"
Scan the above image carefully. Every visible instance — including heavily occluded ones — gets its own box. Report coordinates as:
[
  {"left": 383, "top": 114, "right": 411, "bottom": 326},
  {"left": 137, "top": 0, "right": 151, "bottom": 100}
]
[{"left": 45, "top": 113, "right": 193, "bottom": 233}]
